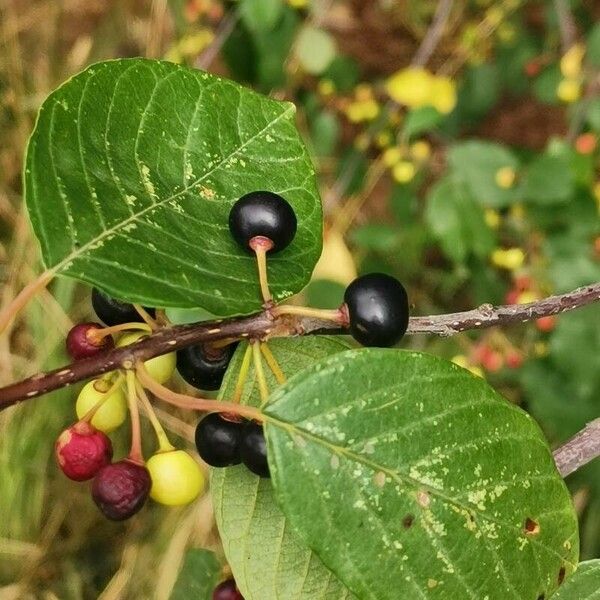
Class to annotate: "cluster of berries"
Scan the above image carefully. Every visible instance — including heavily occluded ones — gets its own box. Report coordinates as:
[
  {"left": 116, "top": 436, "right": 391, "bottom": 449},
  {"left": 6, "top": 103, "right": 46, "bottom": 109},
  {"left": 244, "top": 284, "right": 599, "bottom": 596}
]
[{"left": 54, "top": 190, "right": 410, "bottom": 522}]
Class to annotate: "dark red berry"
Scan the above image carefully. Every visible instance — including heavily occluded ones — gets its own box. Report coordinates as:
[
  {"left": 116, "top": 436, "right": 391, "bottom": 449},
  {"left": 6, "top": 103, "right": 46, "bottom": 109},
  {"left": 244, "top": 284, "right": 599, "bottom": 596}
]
[
  {"left": 240, "top": 422, "right": 269, "bottom": 478},
  {"left": 343, "top": 273, "right": 409, "bottom": 348},
  {"left": 92, "top": 459, "right": 151, "bottom": 521},
  {"left": 66, "top": 322, "right": 114, "bottom": 361},
  {"left": 213, "top": 578, "right": 244, "bottom": 600},
  {"left": 177, "top": 343, "right": 238, "bottom": 391},
  {"left": 55, "top": 421, "right": 113, "bottom": 481},
  {"left": 195, "top": 413, "right": 243, "bottom": 468},
  {"left": 228, "top": 191, "right": 297, "bottom": 253},
  {"left": 92, "top": 288, "right": 155, "bottom": 326}
]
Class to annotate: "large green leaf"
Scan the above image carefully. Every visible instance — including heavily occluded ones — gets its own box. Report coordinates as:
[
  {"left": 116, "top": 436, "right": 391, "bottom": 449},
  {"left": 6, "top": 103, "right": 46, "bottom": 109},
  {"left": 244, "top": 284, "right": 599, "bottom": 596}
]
[
  {"left": 211, "top": 337, "right": 356, "bottom": 600},
  {"left": 551, "top": 560, "right": 600, "bottom": 599},
  {"left": 24, "top": 58, "right": 322, "bottom": 314},
  {"left": 170, "top": 549, "right": 220, "bottom": 600},
  {"left": 264, "top": 349, "right": 579, "bottom": 600}
]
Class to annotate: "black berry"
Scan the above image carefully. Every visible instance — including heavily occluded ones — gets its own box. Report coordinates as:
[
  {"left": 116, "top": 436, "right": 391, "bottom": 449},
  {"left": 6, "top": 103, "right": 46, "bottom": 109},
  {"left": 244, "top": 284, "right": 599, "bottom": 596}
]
[
  {"left": 177, "top": 343, "right": 238, "bottom": 391},
  {"left": 228, "top": 191, "right": 297, "bottom": 253},
  {"left": 213, "top": 578, "right": 244, "bottom": 600},
  {"left": 195, "top": 413, "right": 243, "bottom": 467},
  {"left": 66, "top": 322, "right": 114, "bottom": 360},
  {"left": 91, "top": 459, "right": 151, "bottom": 521},
  {"left": 240, "top": 422, "right": 270, "bottom": 478},
  {"left": 343, "top": 273, "right": 409, "bottom": 348},
  {"left": 92, "top": 288, "right": 155, "bottom": 326}
]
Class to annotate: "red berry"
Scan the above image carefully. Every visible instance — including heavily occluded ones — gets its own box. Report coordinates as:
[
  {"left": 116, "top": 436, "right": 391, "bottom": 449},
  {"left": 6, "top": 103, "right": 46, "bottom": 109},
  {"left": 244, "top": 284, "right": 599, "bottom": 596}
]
[
  {"left": 504, "top": 289, "right": 520, "bottom": 305},
  {"left": 55, "top": 422, "right": 113, "bottom": 481},
  {"left": 506, "top": 351, "right": 524, "bottom": 369},
  {"left": 66, "top": 322, "right": 113, "bottom": 360},
  {"left": 536, "top": 315, "right": 557, "bottom": 333},
  {"left": 92, "top": 459, "right": 151, "bottom": 521},
  {"left": 213, "top": 579, "right": 244, "bottom": 600}
]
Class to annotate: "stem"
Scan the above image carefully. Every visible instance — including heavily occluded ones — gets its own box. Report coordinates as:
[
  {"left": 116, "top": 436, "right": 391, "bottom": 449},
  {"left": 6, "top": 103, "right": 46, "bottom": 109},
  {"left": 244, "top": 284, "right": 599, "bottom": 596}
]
[
  {"left": 0, "top": 268, "right": 55, "bottom": 334},
  {"left": 135, "top": 380, "right": 174, "bottom": 452},
  {"left": 81, "top": 373, "right": 125, "bottom": 423},
  {"left": 553, "top": 418, "right": 600, "bottom": 477},
  {"left": 88, "top": 322, "right": 152, "bottom": 343},
  {"left": 133, "top": 304, "right": 159, "bottom": 330},
  {"left": 249, "top": 236, "right": 274, "bottom": 305},
  {"left": 233, "top": 343, "right": 253, "bottom": 403},
  {"left": 2, "top": 282, "right": 600, "bottom": 407},
  {"left": 412, "top": 0, "right": 454, "bottom": 67},
  {"left": 260, "top": 343, "right": 286, "bottom": 385},
  {"left": 252, "top": 341, "right": 269, "bottom": 407},
  {"left": 125, "top": 370, "right": 143, "bottom": 463},
  {"left": 136, "top": 362, "right": 263, "bottom": 422},
  {"left": 273, "top": 305, "right": 345, "bottom": 323}
]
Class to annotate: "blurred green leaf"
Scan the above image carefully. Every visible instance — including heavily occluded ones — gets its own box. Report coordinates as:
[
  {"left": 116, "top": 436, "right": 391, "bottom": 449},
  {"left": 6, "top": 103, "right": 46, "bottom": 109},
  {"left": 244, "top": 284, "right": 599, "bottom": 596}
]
[
  {"left": 551, "top": 560, "right": 600, "bottom": 599},
  {"left": 170, "top": 549, "right": 221, "bottom": 600},
  {"left": 296, "top": 25, "right": 337, "bottom": 75},
  {"left": 587, "top": 23, "right": 600, "bottom": 68},
  {"left": 457, "top": 64, "right": 501, "bottom": 123},
  {"left": 533, "top": 65, "right": 561, "bottom": 105},
  {"left": 322, "top": 55, "right": 360, "bottom": 92},
  {"left": 402, "top": 106, "right": 444, "bottom": 138},
  {"left": 585, "top": 98, "right": 600, "bottom": 131},
  {"left": 305, "top": 279, "right": 346, "bottom": 309},
  {"left": 521, "top": 153, "right": 574, "bottom": 204},
  {"left": 309, "top": 110, "right": 340, "bottom": 157},
  {"left": 350, "top": 224, "right": 399, "bottom": 252},
  {"left": 239, "top": 0, "right": 283, "bottom": 32},
  {"left": 448, "top": 141, "right": 519, "bottom": 208}
]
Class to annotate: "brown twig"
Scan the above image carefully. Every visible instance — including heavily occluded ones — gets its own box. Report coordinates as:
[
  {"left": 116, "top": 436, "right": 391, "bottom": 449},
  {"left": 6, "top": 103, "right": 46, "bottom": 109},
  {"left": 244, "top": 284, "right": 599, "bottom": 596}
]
[
  {"left": 553, "top": 0, "right": 577, "bottom": 55},
  {"left": 553, "top": 419, "right": 600, "bottom": 477},
  {"left": 412, "top": 0, "right": 455, "bottom": 68},
  {"left": 1, "top": 281, "right": 599, "bottom": 408}
]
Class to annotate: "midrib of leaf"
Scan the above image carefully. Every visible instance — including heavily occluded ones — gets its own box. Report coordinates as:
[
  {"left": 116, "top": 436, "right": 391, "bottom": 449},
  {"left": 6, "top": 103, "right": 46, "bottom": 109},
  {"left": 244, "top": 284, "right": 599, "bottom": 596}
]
[
  {"left": 264, "top": 411, "right": 577, "bottom": 578},
  {"left": 42, "top": 78, "right": 294, "bottom": 275}
]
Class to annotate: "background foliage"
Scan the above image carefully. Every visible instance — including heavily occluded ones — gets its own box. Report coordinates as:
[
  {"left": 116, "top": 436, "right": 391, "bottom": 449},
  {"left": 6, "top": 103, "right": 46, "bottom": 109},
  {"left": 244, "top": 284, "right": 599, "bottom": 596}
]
[{"left": 1, "top": 0, "right": 599, "bottom": 598}]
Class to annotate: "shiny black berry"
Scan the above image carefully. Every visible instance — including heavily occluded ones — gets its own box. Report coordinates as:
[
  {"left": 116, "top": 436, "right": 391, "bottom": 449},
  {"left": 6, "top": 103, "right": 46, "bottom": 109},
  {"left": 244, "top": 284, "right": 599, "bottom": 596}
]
[
  {"left": 228, "top": 191, "right": 297, "bottom": 253},
  {"left": 240, "top": 422, "right": 269, "bottom": 478},
  {"left": 177, "top": 343, "right": 238, "bottom": 391},
  {"left": 92, "top": 288, "right": 155, "bottom": 326},
  {"left": 213, "top": 578, "right": 244, "bottom": 600},
  {"left": 195, "top": 413, "right": 243, "bottom": 467},
  {"left": 343, "top": 273, "right": 409, "bottom": 348}
]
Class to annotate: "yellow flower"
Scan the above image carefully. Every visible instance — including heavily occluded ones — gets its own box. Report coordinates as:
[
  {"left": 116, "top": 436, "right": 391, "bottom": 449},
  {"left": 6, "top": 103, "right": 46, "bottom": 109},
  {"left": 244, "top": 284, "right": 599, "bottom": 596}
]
[
  {"left": 386, "top": 67, "right": 434, "bottom": 108},
  {"left": 495, "top": 166, "right": 516, "bottom": 189},
  {"left": 484, "top": 209, "right": 501, "bottom": 229},
  {"left": 557, "top": 78, "right": 582, "bottom": 103},
  {"left": 560, "top": 43, "right": 586, "bottom": 79},
  {"left": 491, "top": 247, "right": 525, "bottom": 271},
  {"left": 392, "top": 161, "right": 416, "bottom": 183},
  {"left": 382, "top": 146, "right": 402, "bottom": 167},
  {"left": 317, "top": 79, "right": 335, "bottom": 97},
  {"left": 429, "top": 76, "right": 457, "bottom": 114},
  {"left": 410, "top": 140, "right": 431, "bottom": 161}
]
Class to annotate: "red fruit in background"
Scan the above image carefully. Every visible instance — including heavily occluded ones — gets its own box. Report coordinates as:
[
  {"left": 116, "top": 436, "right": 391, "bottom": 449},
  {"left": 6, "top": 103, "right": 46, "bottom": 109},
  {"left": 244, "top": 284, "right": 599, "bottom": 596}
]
[
  {"left": 55, "top": 422, "right": 113, "bottom": 481},
  {"left": 66, "top": 322, "right": 113, "bottom": 361},
  {"left": 505, "top": 289, "right": 520, "bottom": 305},
  {"left": 506, "top": 351, "right": 524, "bottom": 369},
  {"left": 536, "top": 315, "right": 557, "bottom": 332},
  {"left": 575, "top": 133, "right": 597, "bottom": 155},
  {"left": 513, "top": 274, "right": 532, "bottom": 291},
  {"left": 92, "top": 460, "right": 151, "bottom": 521},
  {"left": 524, "top": 60, "right": 541, "bottom": 77},
  {"left": 213, "top": 579, "right": 244, "bottom": 600}
]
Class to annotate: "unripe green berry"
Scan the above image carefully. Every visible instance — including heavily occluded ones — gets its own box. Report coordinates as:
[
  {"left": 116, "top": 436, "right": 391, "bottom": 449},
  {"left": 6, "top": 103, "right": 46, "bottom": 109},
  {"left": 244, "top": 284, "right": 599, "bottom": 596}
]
[
  {"left": 117, "top": 332, "right": 176, "bottom": 384},
  {"left": 146, "top": 449, "right": 205, "bottom": 506},
  {"left": 76, "top": 379, "right": 127, "bottom": 433}
]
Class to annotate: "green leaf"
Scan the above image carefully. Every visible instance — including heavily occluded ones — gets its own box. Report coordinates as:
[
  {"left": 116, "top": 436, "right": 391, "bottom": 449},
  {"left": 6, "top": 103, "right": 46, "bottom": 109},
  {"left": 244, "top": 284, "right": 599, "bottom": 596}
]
[
  {"left": 587, "top": 23, "right": 600, "bottom": 68},
  {"left": 264, "top": 349, "right": 579, "bottom": 600},
  {"left": 295, "top": 26, "right": 337, "bottom": 75},
  {"left": 212, "top": 337, "right": 356, "bottom": 600},
  {"left": 448, "top": 141, "right": 519, "bottom": 208},
  {"left": 25, "top": 58, "right": 322, "bottom": 314},
  {"left": 170, "top": 549, "right": 221, "bottom": 600},
  {"left": 551, "top": 560, "right": 600, "bottom": 599},
  {"left": 239, "top": 0, "right": 283, "bottom": 32},
  {"left": 425, "top": 178, "right": 495, "bottom": 263},
  {"left": 350, "top": 224, "right": 399, "bottom": 252},
  {"left": 403, "top": 106, "right": 444, "bottom": 138},
  {"left": 521, "top": 153, "right": 574, "bottom": 205}
]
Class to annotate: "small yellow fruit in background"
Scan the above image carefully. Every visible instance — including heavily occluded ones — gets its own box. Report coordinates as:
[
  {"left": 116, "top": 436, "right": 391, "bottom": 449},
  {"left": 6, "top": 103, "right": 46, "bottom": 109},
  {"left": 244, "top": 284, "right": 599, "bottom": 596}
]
[
  {"left": 484, "top": 209, "right": 501, "bottom": 229},
  {"left": 386, "top": 67, "right": 434, "bottom": 108},
  {"left": 560, "top": 43, "right": 585, "bottom": 79},
  {"left": 410, "top": 140, "right": 431, "bottom": 161},
  {"left": 491, "top": 247, "right": 525, "bottom": 271},
  {"left": 76, "top": 379, "right": 127, "bottom": 433},
  {"left": 495, "top": 166, "right": 516, "bottom": 189},
  {"left": 147, "top": 450, "right": 205, "bottom": 506},
  {"left": 392, "top": 161, "right": 416, "bottom": 183},
  {"left": 375, "top": 131, "right": 392, "bottom": 148},
  {"left": 429, "top": 76, "right": 457, "bottom": 114},
  {"left": 117, "top": 332, "right": 176, "bottom": 383},
  {"left": 557, "top": 79, "right": 581, "bottom": 103},
  {"left": 382, "top": 146, "right": 402, "bottom": 167},
  {"left": 317, "top": 78, "right": 335, "bottom": 97}
]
